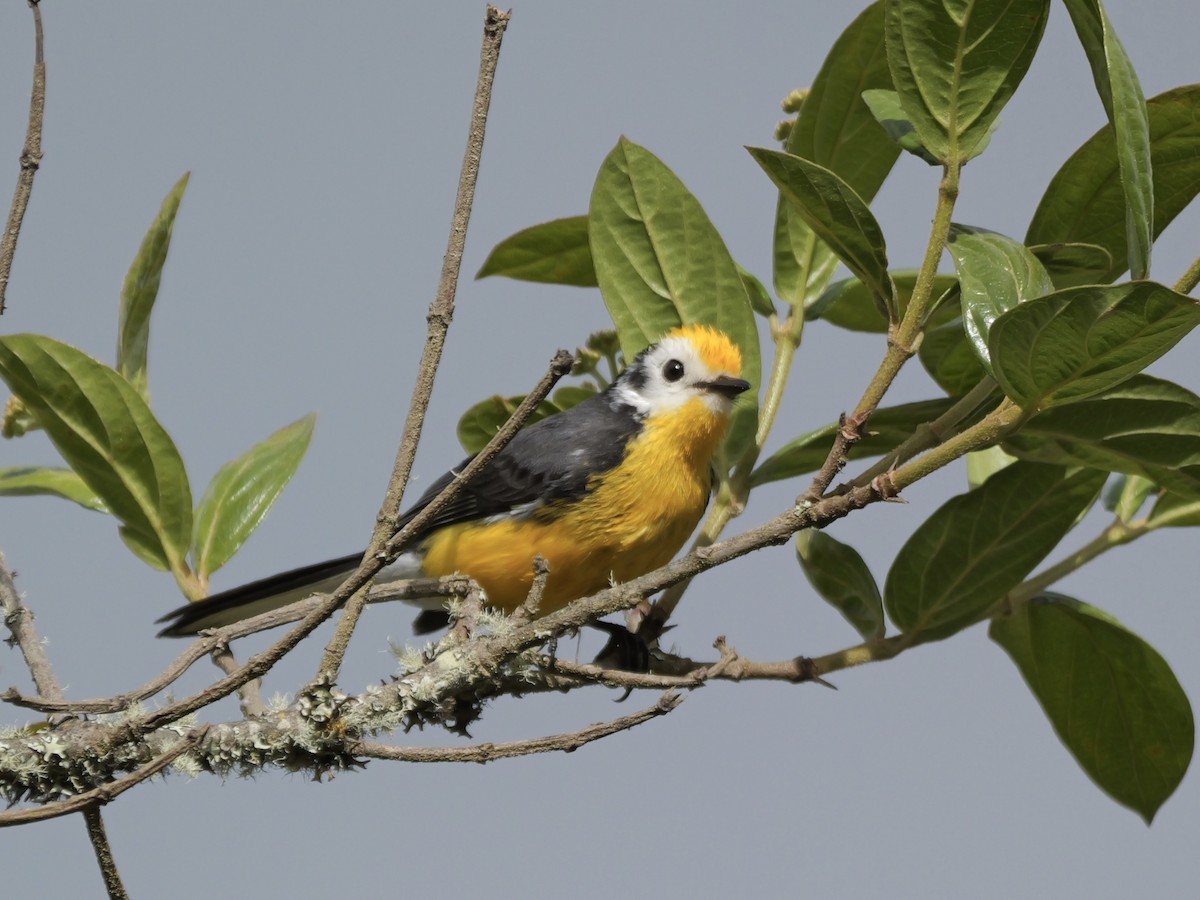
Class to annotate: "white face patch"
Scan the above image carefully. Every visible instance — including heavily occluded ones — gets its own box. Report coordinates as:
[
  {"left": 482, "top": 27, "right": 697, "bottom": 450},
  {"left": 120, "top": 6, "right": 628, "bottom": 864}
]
[{"left": 612, "top": 334, "right": 741, "bottom": 418}]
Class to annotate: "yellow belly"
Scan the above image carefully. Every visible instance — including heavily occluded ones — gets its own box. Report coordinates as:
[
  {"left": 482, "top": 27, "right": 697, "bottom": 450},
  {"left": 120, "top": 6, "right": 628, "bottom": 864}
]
[{"left": 419, "top": 397, "right": 727, "bottom": 613}]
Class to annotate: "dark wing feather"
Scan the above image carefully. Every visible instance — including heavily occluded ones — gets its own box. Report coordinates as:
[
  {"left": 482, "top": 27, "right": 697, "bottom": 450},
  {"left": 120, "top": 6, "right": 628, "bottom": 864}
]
[{"left": 396, "top": 391, "right": 642, "bottom": 535}]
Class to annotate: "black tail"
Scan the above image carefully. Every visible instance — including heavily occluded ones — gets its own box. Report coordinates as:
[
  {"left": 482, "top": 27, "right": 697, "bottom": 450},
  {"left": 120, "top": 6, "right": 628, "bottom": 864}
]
[{"left": 156, "top": 552, "right": 362, "bottom": 637}]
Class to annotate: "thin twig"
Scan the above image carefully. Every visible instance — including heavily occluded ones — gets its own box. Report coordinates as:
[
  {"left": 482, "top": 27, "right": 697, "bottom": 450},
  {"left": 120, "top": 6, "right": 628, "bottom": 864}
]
[
  {"left": 318, "top": 6, "right": 512, "bottom": 679},
  {"left": 0, "top": 1, "right": 46, "bottom": 314},
  {"left": 0, "top": 549, "right": 63, "bottom": 702},
  {"left": 83, "top": 807, "right": 129, "bottom": 900},
  {"left": 209, "top": 647, "right": 265, "bottom": 718},
  {"left": 2, "top": 577, "right": 478, "bottom": 714},
  {"left": 510, "top": 555, "right": 549, "bottom": 628},
  {"left": 0, "top": 727, "right": 208, "bottom": 827},
  {"left": 350, "top": 690, "right": 682, "bottom": 762}
]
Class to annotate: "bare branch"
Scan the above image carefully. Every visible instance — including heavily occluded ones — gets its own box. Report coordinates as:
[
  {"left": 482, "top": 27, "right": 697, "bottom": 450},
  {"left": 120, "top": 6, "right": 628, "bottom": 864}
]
[
  {"left": 83, "top": 807, "right": 130, "bottom": 900},
  {"left": 2, "top": 576, "right": 478, "bottom": 714},
  {"left": 319, "top": 6, "right": 513, "bottom": 677},
  {"left": 0, "top": 1, "right": 46, "bottom": 314},
  {"left": 351, "top": 691, "right": 683, "bottom": 763},
  {"left": 0, "top": 549, "right": 63, "bottom": 703}
]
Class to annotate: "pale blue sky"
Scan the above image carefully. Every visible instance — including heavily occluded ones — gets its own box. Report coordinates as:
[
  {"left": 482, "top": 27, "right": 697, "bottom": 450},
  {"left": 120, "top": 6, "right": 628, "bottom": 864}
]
[{"left": 1, "top": 3, "right": 1196, "bottom": 897}]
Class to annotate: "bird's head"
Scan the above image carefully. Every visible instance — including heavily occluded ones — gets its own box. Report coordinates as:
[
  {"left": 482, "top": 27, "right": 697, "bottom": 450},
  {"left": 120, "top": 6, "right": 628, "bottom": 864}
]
[{"left": 613, "top": 323, "right": 751, "bottom": 420}]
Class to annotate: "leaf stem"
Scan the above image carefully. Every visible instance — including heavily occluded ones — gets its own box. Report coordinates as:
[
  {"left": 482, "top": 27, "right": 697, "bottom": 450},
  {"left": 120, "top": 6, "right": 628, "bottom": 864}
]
[{"left": 1174, "top": 251, "right": 1200, "bottom": 295}]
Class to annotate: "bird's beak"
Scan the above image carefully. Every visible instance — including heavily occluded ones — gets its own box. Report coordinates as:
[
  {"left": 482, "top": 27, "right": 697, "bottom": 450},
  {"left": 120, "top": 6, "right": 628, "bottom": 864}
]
[{"left": 702, "top": 375, "right": 751, "bottom": 397}]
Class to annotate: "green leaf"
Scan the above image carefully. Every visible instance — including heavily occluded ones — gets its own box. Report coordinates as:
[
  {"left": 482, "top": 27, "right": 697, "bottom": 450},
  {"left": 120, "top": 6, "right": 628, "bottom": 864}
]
[
  {"left": 1014, "top": 375, "right": 1200, "bottom": 492},
  {"left": 476, "top": 215, "right": 598, "bottom": 287},
  {"left": 1061, "top": 0, "right": 1153, "bottom": 280},
  {"left": 884, "top": 0, "right": 1049, "bottom": 164},
  {"left": 737, "top": 264, "right": 775, "bottom": 318},
  {"left": 0, "top": 335, "right": 193, "bottom": 574},
  {"left": 796, "top": 530, "right": 885, "bottom": 640},
  {"left": 809, "top": 271, "right": 958, "bottom": 333},
  {"left": 885, "top": 463, "right": 1105, "bottom": 637},
  {"left": 589, "top": 138, "right": 760, "bottom": 461},
  {"left": 118, "top": 172, "right": 189, "bottom": 400},
  {"left": 774, "top": 0, "right": 899, "bottom": 305},
  {"left": 1149, "top": 490, "right": 1200, "bottom": 528},
  {"left": 192, "top": 414, "right": 316, "bottom": 580},
  {"left": 773, "top": 198, "right": 839, "bottom": 307},
  {"left": 750, "top": 397, "right": 958, "bottom": 487},
  {"left": 919, "top": 315, "right": 989, "bottom": 396},
  {"left": 990, "top": 593, "right": 1194, "bottom": 823},
  {"left": 1102, "top": 474, "right": 1156, "bottom": 522},
  {"left": 860, "top": 88, "right": 939, "bottom": 164},
  {"left": 749, "top": 148, "right": 894, "bottom": 315},
  {"left": 1028, "top": 85, "right": 1200, "bottom": 287},
  {"left": 988, "top": 282, "right": 1200, "bottom": 410},
  {"left": 1028, "top": 243, "right": 1115, "bottom": 288},
  {"left": 1005, "top": 376, "right": 1200, "bottom": 497},
  {"left": 0, "top": 466, "right": 108, "bottom": 512},
  {"left": 947, "top": 226, "right": 1055, "bottom": 374},
  {"left": 456, "top": 394, "right": 562, "bottom": 455},
  {"left": 965, "top": 445, "right": 1016, "bottom": 489},
  {"left": 789, "top": 1, "right": 900, "bottom": 200}
]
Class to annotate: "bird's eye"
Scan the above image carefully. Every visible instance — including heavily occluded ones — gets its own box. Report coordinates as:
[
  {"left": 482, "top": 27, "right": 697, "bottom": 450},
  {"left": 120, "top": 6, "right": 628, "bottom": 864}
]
[{"left": 663, "top": 359, "right": 685, "bottom": 382}]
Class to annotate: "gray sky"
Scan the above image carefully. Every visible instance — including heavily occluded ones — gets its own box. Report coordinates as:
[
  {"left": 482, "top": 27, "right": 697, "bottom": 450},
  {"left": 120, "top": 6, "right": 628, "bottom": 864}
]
[{"left": 1, "top": 3, "right": 1196, "bottom": 897}]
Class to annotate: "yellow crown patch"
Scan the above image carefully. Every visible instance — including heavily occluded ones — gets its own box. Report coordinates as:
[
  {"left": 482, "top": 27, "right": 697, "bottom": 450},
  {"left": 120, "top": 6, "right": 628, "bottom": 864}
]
[{"left": 665, "top": 323, "right": 743, "bottom": 377}]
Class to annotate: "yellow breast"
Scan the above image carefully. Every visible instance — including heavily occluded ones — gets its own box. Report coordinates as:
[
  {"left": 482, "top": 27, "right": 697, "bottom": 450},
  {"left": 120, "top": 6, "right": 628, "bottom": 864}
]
[{"left": 419, "top": 396, "right": 729, "bottom": 613}]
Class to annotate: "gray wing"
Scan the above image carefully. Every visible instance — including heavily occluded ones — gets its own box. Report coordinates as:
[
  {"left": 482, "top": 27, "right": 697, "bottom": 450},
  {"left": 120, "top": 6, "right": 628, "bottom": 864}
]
[{"left": 398, "top": 391, "right": 643, "bottom": 533}]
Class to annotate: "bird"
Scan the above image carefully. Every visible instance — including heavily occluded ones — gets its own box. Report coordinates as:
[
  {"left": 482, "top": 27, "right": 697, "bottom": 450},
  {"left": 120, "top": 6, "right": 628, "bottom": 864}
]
[{"left": 157, "top": 323, "right": 750, "bottom": 637}]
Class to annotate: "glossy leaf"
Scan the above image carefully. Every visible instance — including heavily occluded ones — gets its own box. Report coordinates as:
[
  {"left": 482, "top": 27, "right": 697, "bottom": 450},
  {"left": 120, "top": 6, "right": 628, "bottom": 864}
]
[
  {"left": 750, "top": 148, "right": 894, "bottom": 314},
  {"left": 192, "top": 414, "right": 316, "bottom": 579},
  {"left": 885, "top": 0, "right": 1049, "bottom": 164},
  {"left": 1028, "top": 85, "right": 1200, "bottom": 287},
  {"left": 991, "top": 593, "right": 1193, "bottom": 823},
  {"left": 0, "top": 335, "right": 193, "bottom": 573},
  {"left": 589, "top": 138, "right": 760, "bottom": 461},
  {"left": 796, "top": 530, "right": 885, "bottom": 640},
  {"left": 809, "top": 271, "right": 957, "bottom": 333},
  {"left": 118, "top": 172, "right": 189, "bottom": 399},
  {"left": 861, "top": 88, "right": 938, "bottom": 164},
  {"left": 919, "top": 316, "right": 989, "bottom": 396},
  {"left": 775, "top": 0, "right": 899, "bottom": 304},
  {"left": 1061, "top": 0, "right": 1153, "bottom": 279},
  {"left": 1006, "top": 376, "right": 1200, "bottom": 498},
  {"left": 1029, "top": 243, "right": 1115, "bottom": 288},
  {"left": 885, "top": 463, "right": 1105, "bottom": 636},
  {"left": 947, "top": 226, "right": 1055, "bottom": 374},
  {"left": 0, "top": 466, "right": 107, "bottom": 512},
  {"left": 774, "top": 198, "right": 836, "bottom": 306},
  {"left": 750, "top": 397, "right": 958, "bottom": 487},
  {"left": 988, "top": 282, "right": 1200, "bottom": 410},
  {"left": 476, "top": 215, "right": 598, "bottom": 287}
]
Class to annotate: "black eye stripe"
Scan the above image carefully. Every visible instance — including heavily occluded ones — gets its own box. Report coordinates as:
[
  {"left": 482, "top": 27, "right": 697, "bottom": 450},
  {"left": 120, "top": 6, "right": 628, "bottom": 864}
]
[{"left": 663, "top": 359, "right": 685, "bottom": 382}]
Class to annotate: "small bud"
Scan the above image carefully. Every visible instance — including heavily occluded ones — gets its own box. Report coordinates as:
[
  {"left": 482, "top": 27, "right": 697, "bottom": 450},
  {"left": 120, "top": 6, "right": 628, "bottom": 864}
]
[{"left": 780, "top": 87, "right": 809, "bottom": 114}]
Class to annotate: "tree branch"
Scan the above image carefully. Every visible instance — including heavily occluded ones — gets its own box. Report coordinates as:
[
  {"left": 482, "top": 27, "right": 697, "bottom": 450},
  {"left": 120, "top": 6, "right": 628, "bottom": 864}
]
[
  {"left": 318, "top": 5, "right": 513, "bottom": 678},
  {"left": 350, "top": 690, "right": 682, "bottom": 763},
  {"left": 0, "top": 549, "right": 63, "bottom": 703},
  {"left": 0, "top": 0, "right": 46, "bottom": 315},
  {"left": 83, "top": 806, "right": 129, "bottom": 900}
]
